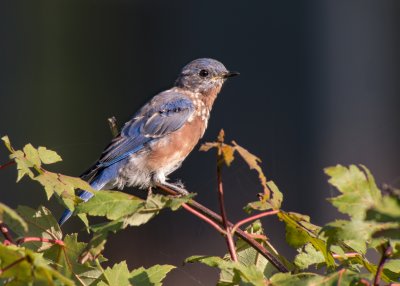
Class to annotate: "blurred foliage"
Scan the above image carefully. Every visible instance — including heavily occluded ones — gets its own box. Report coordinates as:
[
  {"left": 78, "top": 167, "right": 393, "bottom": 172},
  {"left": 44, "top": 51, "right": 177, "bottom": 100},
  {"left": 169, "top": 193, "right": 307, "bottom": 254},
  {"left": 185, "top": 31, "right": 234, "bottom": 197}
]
[{"left": 0, "top": 135, "right": 399, "bottom": 285}]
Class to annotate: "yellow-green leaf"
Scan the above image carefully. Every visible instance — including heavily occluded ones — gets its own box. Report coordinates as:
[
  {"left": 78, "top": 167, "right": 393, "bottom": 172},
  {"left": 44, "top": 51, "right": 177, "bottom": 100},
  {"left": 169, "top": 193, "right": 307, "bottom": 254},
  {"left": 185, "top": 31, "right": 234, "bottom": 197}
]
[
  {"left": 1, "top": 135, "right": 13, "bottom": 152},
  {"left": 23, "top": 144, "right": 41, "bottom": 168},
  {"left": 325, "top": 165, "right": 381, "bottom": 219},
  {"left": 38, "top": 146, "right": 62, "bottom": 164}
]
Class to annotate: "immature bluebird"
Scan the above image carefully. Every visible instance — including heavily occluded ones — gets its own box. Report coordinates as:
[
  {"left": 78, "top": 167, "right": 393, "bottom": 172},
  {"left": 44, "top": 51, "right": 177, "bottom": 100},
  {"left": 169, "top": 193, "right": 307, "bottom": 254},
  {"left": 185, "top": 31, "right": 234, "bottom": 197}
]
[{"left": 59, "top": 58, "right": 238, "bottom": 225}]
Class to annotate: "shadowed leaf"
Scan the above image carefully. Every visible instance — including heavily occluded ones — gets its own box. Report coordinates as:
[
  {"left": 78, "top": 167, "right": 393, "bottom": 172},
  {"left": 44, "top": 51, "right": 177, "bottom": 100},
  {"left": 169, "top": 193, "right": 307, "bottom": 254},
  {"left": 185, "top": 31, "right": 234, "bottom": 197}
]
[
  {"left": 0, "top": 244, "right": 74, "bottom": 285},
  {"left": 44, "top": 233, "right": 103, "bottom": 285},
  {"left": 130, "top": 264, "right": 175, "bottom": 286},
  {"left": 98, "top": 261, "right": 130, "bottom": 286},
  {"left": 15, "top": 206, "right": 62, "bottom": 251},
  {"left": 186, "top": 255, "right": 266, "bottom": 286},
  {"left": 0, "top": 202, "right": 28, "bottom": 234}
]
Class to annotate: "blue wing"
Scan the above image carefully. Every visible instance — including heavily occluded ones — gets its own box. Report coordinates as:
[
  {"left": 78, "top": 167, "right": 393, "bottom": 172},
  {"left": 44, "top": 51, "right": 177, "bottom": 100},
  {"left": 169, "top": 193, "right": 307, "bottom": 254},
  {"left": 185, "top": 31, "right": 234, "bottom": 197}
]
[
  {"left": 59, "top": 91, "right": 195, "bottom": 225},
  {"left": 84, "top": 92, "right": 195, "bottom": 177}
]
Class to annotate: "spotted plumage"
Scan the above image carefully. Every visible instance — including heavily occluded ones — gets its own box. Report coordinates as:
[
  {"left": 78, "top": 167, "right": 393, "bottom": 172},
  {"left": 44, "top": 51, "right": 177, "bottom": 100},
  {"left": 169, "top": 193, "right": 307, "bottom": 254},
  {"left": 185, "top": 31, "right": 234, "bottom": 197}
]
[{"left": 59, "top": 58, "right": 238, "bottom": 225}]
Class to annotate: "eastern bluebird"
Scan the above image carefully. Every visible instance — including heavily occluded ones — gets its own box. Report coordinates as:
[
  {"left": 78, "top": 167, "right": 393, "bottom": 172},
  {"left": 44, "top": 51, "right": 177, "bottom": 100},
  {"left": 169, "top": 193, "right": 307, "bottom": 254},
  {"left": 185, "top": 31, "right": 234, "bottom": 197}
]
[{"left": 59, "top": 58, "right": 238, "bottom": 225}]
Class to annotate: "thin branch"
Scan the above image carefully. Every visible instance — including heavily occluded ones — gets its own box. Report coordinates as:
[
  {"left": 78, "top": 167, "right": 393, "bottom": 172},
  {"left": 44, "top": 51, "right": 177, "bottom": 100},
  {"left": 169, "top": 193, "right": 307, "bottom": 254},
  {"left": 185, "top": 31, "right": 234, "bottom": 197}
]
[
  {"left": 0, "top": 160, "right": 15, "bottom": 170},
  {"left": 332, "top": 252, "right": 360, "bottom": 259},
  {"left": 17, "top": 237, "right": 65, "bottom": 246},
  {"left": 62, "top": 246, "right": 88, "bottom": 286},
  {"left": 0, "top": 257, "right": 26, "bottom": 275},
  {"left": 359, "top": 278, "right": 371, "bottom": 286},
  {"left": 231, "top": 210, "right": 279, "bottom": 235},
  {"left": 216, "top": 161, "right": 237, "bottom": 261},
  {"left": 374, "top": 244, "right": 392, "bottom": 286},
  {"left": 155, "top": 183, "right": 288, "bottom": 273},
  {"left": 337, "top": 268, "right": 346, "bottom": 286},
  {"left": 0, "top": 223, "right": 14, "bottom": 244},
  {"left": 248, "top": 234, "right": 268, "bottom": 241},
  {"left": 181, "top": 204, "right": 226, "bottom": 235}
]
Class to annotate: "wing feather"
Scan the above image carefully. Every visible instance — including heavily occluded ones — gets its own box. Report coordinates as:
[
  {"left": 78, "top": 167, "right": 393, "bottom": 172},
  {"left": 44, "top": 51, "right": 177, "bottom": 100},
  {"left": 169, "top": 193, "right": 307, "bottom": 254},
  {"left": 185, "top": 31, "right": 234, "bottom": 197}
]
[{"left": 81, "top": 91, "right": 195, "bottom": 181}]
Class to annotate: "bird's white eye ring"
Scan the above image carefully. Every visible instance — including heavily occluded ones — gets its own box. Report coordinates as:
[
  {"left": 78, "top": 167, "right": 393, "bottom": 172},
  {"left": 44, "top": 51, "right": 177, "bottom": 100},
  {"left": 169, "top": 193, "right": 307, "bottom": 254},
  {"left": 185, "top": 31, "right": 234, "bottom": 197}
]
[{"left": 199, "top": 69, "right": 209, "bottom": 77}]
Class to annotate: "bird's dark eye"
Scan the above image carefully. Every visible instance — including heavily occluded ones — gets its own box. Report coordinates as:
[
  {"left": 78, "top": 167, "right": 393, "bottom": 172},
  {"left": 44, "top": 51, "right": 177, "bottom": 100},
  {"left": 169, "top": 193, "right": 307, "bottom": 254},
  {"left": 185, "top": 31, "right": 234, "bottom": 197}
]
[{"left": 199, "top": 69, "right": 209, "bottom": 77}]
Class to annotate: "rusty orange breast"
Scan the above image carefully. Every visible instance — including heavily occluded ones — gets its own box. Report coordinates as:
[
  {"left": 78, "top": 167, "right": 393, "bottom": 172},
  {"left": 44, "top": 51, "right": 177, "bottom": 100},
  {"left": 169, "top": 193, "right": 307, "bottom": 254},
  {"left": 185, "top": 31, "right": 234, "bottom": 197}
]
[{"left": 145, "top": 115, "right": 206, "bottom": 172}]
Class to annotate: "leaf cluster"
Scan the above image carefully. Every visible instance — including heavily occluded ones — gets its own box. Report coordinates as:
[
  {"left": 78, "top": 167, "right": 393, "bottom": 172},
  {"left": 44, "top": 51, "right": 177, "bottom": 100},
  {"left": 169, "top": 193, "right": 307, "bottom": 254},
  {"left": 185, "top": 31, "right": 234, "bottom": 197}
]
[{"left": 0, "top": 137, "right": 175, "bottom": 285}]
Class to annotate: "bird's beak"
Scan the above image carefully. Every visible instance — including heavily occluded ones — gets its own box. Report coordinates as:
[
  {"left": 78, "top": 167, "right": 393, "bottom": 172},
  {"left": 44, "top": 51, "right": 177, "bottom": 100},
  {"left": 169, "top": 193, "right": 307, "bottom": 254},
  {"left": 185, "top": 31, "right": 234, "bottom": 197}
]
[{"left": 223, "top": 71, "right": 240, "bottom": 78}]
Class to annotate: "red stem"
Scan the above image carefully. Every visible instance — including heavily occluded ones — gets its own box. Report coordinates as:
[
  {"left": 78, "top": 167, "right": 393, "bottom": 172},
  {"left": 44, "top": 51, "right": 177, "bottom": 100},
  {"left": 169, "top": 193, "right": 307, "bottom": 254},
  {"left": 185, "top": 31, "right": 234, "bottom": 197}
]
[
  {"left": 359, "top": 278, "right": 371, "bottom": 286},
  {"left": 332, "top": 252, "right": 359, "bottom": 259},
  {"left": 181, "top": 204, "right": 226, "bottom": 234},
  {"left": 216, "top": 163, "right": 237, "bottom": 262},
  {"left": 373, "top": 245, "right": 392, "bottom": 286},
  {"left": 0, "top": 223, "right": 14, "bottom": 244},
  {"left": 0, "top": 160, "right": 15, "bottom": 170},
  {"left": 231, "top": 210, "right": 279, "bottom": 235},
  {"left": 337, "top": 269, "right": 346, "bottom": 286},
  {"left": 248, "top": 234, "right": 268, "bottom": 241},
  {"left": 17, "top": 237, "right": 65, "bottom": 246}
]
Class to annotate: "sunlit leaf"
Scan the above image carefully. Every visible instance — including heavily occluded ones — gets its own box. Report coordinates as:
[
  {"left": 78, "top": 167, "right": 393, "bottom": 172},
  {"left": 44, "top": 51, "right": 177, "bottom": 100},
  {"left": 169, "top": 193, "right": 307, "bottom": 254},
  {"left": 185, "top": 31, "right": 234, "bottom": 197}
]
[
  {"left": 23, "top": 144, "right": 41, "bottom": 168},
  {"left": 10, "top": 149, "right": 35, "bottom": 182},
  {"left": 278, "top": 211, "right": 335, "bottom": 268},
  {"left": 34, "top": 172, "right": 95, "bottom": 211},
  {"left": 325, "top": 165, "right": 381, "bottom": 219},
  {"left": 294, "top": 243, "right": 325, "bottom": 270},
  {"left": 38, "top": 146, "right": 62, "bottom": 164},
  {"left": 1, "top": 135, "right": 13, "bottom": 152},
  {"left": 123, "top": 194, "right": 191, "bottom": 227},
  {"left": 199, "top": 142, "right": 219, "bottom": 152},
  {"left": 76, "top": 190, "right": 143, "bottom": 220}
]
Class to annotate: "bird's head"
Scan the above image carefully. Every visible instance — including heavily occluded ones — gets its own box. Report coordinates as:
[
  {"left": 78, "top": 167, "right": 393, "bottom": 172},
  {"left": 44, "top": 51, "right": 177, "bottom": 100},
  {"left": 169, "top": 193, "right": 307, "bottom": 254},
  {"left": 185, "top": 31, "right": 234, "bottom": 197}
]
[{"left": 175, "top": 58, "right": 239, "bottom": 94}]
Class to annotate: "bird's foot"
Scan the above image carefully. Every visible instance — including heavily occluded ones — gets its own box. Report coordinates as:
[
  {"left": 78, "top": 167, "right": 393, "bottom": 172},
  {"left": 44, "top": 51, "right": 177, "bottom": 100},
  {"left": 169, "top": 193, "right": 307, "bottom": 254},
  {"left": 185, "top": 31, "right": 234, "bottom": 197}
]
[{"left": 162, "top": 181, "right": 189, "bottom": 196}]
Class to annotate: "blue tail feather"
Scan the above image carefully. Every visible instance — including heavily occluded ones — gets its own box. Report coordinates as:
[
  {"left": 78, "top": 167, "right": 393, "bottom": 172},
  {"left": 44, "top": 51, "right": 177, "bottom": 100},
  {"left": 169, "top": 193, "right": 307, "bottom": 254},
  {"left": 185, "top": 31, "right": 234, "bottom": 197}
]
[
  {"left": 58, "top": 160, "right": 123, "bottom": 226},
  {"left": 58, "top": 190, "right": 94, "bottom": 225}
]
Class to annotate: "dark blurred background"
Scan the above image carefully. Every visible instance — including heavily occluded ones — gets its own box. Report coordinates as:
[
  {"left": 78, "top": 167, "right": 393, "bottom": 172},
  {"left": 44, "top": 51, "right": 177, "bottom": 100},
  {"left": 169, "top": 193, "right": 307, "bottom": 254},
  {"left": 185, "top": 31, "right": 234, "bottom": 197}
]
[{"left": 1, "top": 1, "right": 400, "bottom": 285}]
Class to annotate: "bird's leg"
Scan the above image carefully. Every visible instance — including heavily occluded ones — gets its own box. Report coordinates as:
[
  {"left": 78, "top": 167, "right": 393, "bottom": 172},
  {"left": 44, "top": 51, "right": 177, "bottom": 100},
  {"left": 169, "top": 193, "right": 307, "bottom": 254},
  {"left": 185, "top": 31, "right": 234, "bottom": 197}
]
[{"left": 147, "top": 186, "right": 153, "bottom": 197}]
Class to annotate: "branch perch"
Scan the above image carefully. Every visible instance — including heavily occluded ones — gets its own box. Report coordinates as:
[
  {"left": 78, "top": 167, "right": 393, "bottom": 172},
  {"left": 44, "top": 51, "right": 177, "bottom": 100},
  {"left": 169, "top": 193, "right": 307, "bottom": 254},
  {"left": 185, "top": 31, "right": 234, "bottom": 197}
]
[
  {"left": 156, "top": 183, "right": 288, "bottom": 273},
  {"left": 231, "top": 210, "right": 279, "bottom": 235},
  {"left": 106, "top": 117, "right": 288, "bottom": 272},
  {"left": 216, "top": 154, "right": 237, "bottom": 261},
  {"left": 373, "top": 244, "right": 392, "bottom": 286}
]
